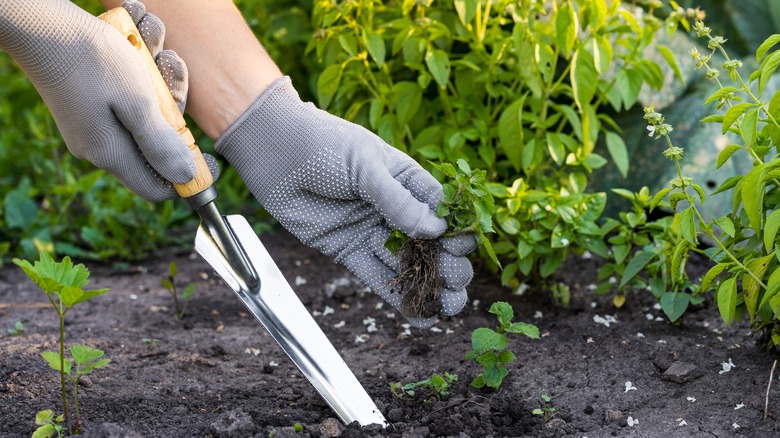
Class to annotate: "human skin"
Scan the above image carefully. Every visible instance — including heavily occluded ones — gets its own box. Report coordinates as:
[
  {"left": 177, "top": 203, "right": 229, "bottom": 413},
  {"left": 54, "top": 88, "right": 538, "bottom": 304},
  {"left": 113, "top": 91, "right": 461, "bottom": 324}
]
[{"left": 100, "top": 0, "right": 283, "bottom": 140}]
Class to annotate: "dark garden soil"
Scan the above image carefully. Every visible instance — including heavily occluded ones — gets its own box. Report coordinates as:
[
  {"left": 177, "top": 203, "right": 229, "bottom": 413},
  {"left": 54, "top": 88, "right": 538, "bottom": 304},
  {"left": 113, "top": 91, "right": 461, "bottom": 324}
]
[{"left": 2, "top": 229, "right": 780, "bottom": 438}]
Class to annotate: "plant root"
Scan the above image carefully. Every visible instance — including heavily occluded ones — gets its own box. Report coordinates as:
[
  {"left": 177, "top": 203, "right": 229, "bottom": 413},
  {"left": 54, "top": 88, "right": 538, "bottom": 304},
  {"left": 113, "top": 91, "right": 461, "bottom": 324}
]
[{"left": 389, "top": 238, "right": 443, "bottom": 319}]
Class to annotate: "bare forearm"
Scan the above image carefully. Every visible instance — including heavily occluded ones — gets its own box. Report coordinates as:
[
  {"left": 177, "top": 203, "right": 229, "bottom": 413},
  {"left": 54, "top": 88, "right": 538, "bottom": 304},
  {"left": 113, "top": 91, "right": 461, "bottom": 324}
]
[{"left": 100, "top": 0, "right": 282, "bottom": 139}]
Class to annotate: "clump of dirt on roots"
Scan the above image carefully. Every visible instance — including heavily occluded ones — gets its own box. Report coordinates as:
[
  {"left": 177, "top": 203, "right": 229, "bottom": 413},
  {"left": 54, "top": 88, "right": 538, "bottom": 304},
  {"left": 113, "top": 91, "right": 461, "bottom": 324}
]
[{"left": 389, "top": 238, "right": 444, "bottom": 318}]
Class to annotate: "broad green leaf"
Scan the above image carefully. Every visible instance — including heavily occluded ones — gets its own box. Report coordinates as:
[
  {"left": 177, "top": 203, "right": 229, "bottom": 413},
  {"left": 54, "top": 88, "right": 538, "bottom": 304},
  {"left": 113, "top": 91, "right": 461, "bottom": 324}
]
[
  {"left": 168, "top": 261, "right": 177, "bottom": 278},
  {"left": 81, "top": 358, "right": 111, "bottom": 375},
  {"left": 680, "top": 208, "right": 696, "bottom": 245},
  {"left": 13, "top": 254, "right": 93, "bottom": 297},
  {"left": 480, "top": 232, "right": 501, "bottom": 269},
  {"left": 471, "top": 327, "right": 508, "bottom": 355},
  {"left": 605, "top": 132, "right": 629, "bottom": 178},
  {"left": 717, "top": 276, "right": 738, "bottom": 326},
  {"left": 392, "top": 81, "right": 422, "bottom": 126},
  {"left": 497, "top": 349, "right": 517, "bottom": 365},
  {"left": 547, "top": 132, "right": 565, "bottom": 165},
  {"left": 757, "top": 34, "right": 780, "bottom": 61},
  {"left": 657, "top": 45, "right": 683, "bottom": 82},
  {"left": 771, "top": 293, "right": 780, "bottom": 319},
  {"left": 4, "top": 190, "right": 38, "bottom": 229},
  {"left": 556, "top": 1, "right": 578, "bottom": 57},
  {"left": 671, "top": 240, "right": 689, "bottom": 283},
  {"left": 571, "top": 48, "right": 597, "bottom": 111},
  {"left": 765, "top": 209, "right": 780, "bottom": 250},
  {"left": 507, "top": 322, "right": 540, "bottom": 338},
  {"left": 499, "top": 217, "right": 520, "bottom": 234},
  {"left": 500, "top": 262, "right": 518, "bottom": 286},
  {"left": 35, "top": 410, "right": 54, "bottom": 426},
  {"left": 760, "top": 51, "right": 780, "bottom": 95},
  {"left": 722, "top": 103, "right": 753, "bottom": 134},
  {"left": 384, "top": 229, "right": 408, "bottom": 254},
  {"left": 715, "top": 216, "right": 735, "bottom": 238},
  {"left": 317, "top": 64, "right": 342, "bottom": 109},
  {"left": 700, "top": 263, "right": 730, "bottom": 292},
  {"left": 498, "top": 97, "right": 526, "bottom": 171},
  {"left": 41, "top": 351, "right": 72, "bottom": 375},
  {"left": 742, "top": 163, "right": 768, "bottom": 232},
  {"left": 741, "top": 108, "right": 759, "bottom": 148},
  {"left": 716, "top": 145, "right": 742, "bottom": 168},
  {"left": 32, "top": 424, "right": 55, "bottom": 438},
  {"left": 650, "top": 188, "right": 672, "bottom": 211},
  {"left": 594, "top": 34, "right": 612, "bottom": 74},
  {"left": 425, "top": 49, "right": 450, "bottom": 88},
  {"left": 743, "top": 254, "right": 774, "bottom": 320},
  {"left": 704, "top": 86, "right": 739, "bottom": 105},
  {"left": 365, "top": 31, "right": 385, "bottom": 67},
  {"left": 489, "top": 301, "right": 514, "bottom": 327},
  {"left": 620, "top": 250, "right": 656, "bottom": 287},
  {"left": 453, "top": 0, "right": 477, "bottom": 25},
  {"left": 660, "top": 292, "right": 690, "bottom": 322},
  {"left": 759, "top": 272, "right": 780, "bottom": 310},
  {"left": 482, "top": 363, "right": 509, "bottom": 388},
  {"left": 60, "top": 285, "right": 108, "bottom": 308},
  {"left": 70, "top": 344, "right": 104, "bottom": 365}
]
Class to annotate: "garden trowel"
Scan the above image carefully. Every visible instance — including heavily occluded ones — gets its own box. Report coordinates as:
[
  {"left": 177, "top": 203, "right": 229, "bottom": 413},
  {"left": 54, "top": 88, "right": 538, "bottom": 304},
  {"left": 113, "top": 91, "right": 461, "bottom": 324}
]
[{"left": 98, "top": 7, "right": 388, "bottom": 427}]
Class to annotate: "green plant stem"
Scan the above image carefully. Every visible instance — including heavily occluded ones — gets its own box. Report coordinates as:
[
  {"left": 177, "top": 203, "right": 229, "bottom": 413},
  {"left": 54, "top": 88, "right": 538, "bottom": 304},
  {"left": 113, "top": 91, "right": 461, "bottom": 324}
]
[
  {"left": 72, "top": 376, "right": 81, "bottom": 434},
  {"left": 56, "top": 309, "right": 71, "bottom": 435}
]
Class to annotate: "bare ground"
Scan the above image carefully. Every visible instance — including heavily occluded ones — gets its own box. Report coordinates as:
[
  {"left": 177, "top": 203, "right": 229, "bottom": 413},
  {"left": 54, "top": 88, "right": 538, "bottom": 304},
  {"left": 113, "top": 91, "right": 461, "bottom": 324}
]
[{"left": 2, "top": 230, "right": 780, "bottom": 437}]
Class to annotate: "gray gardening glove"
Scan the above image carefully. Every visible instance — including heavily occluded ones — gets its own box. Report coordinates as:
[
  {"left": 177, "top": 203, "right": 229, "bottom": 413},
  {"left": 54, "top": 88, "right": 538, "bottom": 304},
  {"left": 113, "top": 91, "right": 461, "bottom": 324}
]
[
  {"left": 216, "top": 76, "right": 476, "bottom": 328},
  {"left": 0, "top": 0, "right": 194, "bottom": 201}
]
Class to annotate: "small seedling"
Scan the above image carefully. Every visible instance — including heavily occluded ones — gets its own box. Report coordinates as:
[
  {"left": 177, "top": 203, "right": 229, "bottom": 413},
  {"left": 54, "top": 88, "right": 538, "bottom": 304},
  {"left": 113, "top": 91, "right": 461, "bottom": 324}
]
[
  {"left": 390, "top": 372, "right": 458, "bottom": 401},
  {"left": 13, "top": 253, "right": 109, "bottom": 435},
  {"left": 465, "top": 301, "right": 539, "bottom": 389},
  {"left": 385, "top": 159, "right": 498, "bottom": 318},
  {"left": 7, "top": 320, "right": 24, "bottom": 335},
  {"left": 531, "top": 394, "right": 557, "bottom": 421},
  {"left": 292, "top": 422, "right": 304, "bottom": 432},
  {"left": 32, "top": 409, "right": 65, "bottom": 438},
  {"left": 160, "top": 261, "right": 197, "bottom": 320}
]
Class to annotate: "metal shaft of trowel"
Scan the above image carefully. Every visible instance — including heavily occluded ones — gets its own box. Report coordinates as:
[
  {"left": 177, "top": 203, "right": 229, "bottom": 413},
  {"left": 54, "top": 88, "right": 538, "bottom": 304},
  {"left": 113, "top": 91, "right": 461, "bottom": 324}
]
[{"left": 184, "top": 186, "right": 260, "bottom": 291}]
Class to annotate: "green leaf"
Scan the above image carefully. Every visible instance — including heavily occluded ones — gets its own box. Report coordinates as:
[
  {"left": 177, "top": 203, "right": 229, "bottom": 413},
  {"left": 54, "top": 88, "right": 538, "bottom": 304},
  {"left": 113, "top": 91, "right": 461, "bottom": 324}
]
[
  {"left": 482, "top": 363, "right": 509, "bottom": 388},
  {"left": 384, "top": 229, "right": 409, "bottom": 254},
  {"left": 556, "top": 1, "right": 578, "bottom": 56},
  {"left": 35, "top": 410, "right": 54, "bottom": 426},
  {"left": 32, "top": 424, "right": 55, "bottom": 438},
  {"left": 41, "top": 351, "right": 71, "bottom": 375},
  {"left": 742, "top": 163, "right": 769, "bottom": 232},
  {"left": 717, "top": 276, "right": 738, "bottom": 326},
  {"left": 716, "top": 145, "right": 742, "bottom": 168},
  {"left": 650, "top": 188, "right": 672, "bottom": 211},
  {"left": 765, "top": 209, "right": 780, "bottom": 250},
  {"left": 507, "top": 322, "right": 540, "bottom": 338},
  {"left": 759, "top": 273, "right": 780, "bottom": 310},
  {"left": 471, "top": 327, "right": 508, "bottom": 355},
  {"left": 657, "top": 45, "right": 683, "bottom": 82},
  {"left": 571, "top": 48, "right": 597, "bottom": 111},
  {"left": 680, "top": 208, "right": 697, "bottom": 245},
  {"left": 453, "top": 0, "right": 477, "bottom": 25},
  {"left": 182, "top": 283, "right": 196, "bottom": 301},
  {"left": 480, "top": 232, "right": 501, "bottom": 269},
  {"left": 700, "top": 263, "right": 730, "bottom": 292},
  {"left": 365, "top": 31, "right": 386, "bottom": 67},
  {"left": 705, "top": 87, "right": 739, "bottom": 105},
  {"left": 605, "top": 132, "right": 629, "bottom": 178},
  {"left": 497, "top": 349, "right": 517, "bottom": 365},
  {"left": 470, "top": 375, "right": 486, "bottom": 388},
  {"left": 489, "top": 301, "right": 514, "bottom": 327},
  {"left": 757, "top": 34, "right": 780, "bottom": 61},
  {"left": 715, "top": 216, "right": 736, "bottom": 238},
  {"left": 316, "top": 64, "right": 342, "bottom": 110},
  {"left": 619, "top": 251, "right": 656, "bottom": 287},
  {"left": 743, "top": 254, "right": 774, "bottom": 320},
  {"left": 660, "top": 292, "right": 690, "bottom": 322},
  {"left": 70, "top": 344, "right": 104, "bottom": 365},
  {"left": 81, "top": 358, "right": 111, "bottom": 375},
  {"left": 760, "top": 51, "right": 780, "bottom": 95},
  {"left": 425, "top": 49, "right": 451, "bottom": 88},
  {"left": 498, "top": 96, "right": 526, "bottom": 171},
  {"left": 4, "top": 189, "right": 38, "bottom": 229},
  {"left": 722, "top": 103, "right": 753, "bottom": 134},
  {"left": 169, "top": 261, "right": 177, "bottom": 278},
  {"left": 392, "top": 81, "right": 422, "bottom": 126},
  {"left": 741, "top": 108, "right": 759, "bottom": 148}
]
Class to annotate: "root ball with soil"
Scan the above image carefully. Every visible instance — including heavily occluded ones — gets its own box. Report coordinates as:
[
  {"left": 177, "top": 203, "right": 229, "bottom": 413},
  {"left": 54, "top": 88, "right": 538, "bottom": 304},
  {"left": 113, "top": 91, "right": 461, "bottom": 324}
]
[{"left": 390, "top": 238, "right": 444, "bottom": 319}]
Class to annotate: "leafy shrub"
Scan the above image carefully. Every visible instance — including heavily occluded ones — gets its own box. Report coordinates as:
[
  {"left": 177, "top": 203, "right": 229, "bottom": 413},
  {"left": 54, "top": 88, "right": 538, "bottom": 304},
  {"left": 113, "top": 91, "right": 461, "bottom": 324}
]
[
  {"left": 309, "top": 0, "right": 688, "bottom": 287},
  {"left": 618, "top": 24, "right": 780, "bottom": 345}
]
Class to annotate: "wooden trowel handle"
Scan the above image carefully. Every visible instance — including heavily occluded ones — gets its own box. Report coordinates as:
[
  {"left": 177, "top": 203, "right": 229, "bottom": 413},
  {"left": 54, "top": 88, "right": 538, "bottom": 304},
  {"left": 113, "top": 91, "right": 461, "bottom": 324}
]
[{"left": 98, "top": 7, "right": 213, "bottom": 198}]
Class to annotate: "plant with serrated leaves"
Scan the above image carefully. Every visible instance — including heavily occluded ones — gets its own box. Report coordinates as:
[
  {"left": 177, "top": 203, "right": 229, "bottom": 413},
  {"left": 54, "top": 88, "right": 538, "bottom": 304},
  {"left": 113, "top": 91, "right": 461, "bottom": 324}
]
[
  {"left": 390, "top": 372, "right": 458, "bottom": 401},
  {"left": 465, "top": 301, "right": 539, "bottom": 389},
  {"left": 596, "top": 186, "right": 704, "bottom": 320},
  {"left": 161, "top": 261, "right": 197, "bottom": 320},
  {"left": 13, "top": 254, "right": 109, "bottom": 435},
  {"left": 631, "top": 24, "right": 780, "bottom": 346},
  {"left": 385, "top": 159, "right": 496, "bottom": 318},
  {"left": 32, "top": 409, "right": 65, "bottom": 438},
  {"left": 311, "top": 0, "right": 691, "bottom": 291}
]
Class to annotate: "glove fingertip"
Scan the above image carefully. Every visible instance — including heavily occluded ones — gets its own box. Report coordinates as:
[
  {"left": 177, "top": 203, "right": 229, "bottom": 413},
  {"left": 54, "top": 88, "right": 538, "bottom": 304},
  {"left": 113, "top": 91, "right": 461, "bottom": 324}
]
[{"left": 440, "top": 288, "right": 467, "bottom": 316}]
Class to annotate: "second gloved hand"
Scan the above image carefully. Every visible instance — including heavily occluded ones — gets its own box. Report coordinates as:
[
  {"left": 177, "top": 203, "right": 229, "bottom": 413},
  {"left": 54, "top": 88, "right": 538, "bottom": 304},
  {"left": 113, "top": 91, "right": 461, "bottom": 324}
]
[{"left": 216, "top": 76, "right": 476, "bottom": 328}]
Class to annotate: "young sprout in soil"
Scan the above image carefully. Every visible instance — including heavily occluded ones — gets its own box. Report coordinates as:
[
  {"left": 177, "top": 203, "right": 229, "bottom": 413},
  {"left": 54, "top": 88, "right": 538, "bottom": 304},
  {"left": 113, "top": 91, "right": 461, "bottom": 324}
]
[
  {"left": 160, "top": 261, "right": 197, "bottom": 320},
  {"left": 385, "top": 159, "right": 499, "bottom": 318},
  {"left": 32, "top": 409, "right": 65, "bottom": 438},
  {"left": 13, "top": 254, "right": 110, "bottom": 435},
  {"left": 531, "top": 394, "right": 558, "bottom": 421},
  {"left": 390, "top": 372, "right": 458, "bottom": 402},
  {"left": 7, "top": 320, "right": 24, "bottom": 335},
  {"left": 465, "top": 301, "right": 539, "bottom": 389}
]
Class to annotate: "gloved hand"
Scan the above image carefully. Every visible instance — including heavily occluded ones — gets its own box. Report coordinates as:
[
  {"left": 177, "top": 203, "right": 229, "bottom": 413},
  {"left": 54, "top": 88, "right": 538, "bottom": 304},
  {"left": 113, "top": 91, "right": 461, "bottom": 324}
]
[
  {"left": 216, "top": 77, "right": 476, "bottom": 327},
  {"left": 0, "top": 0, "right": 194, "bottom": 201}
]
